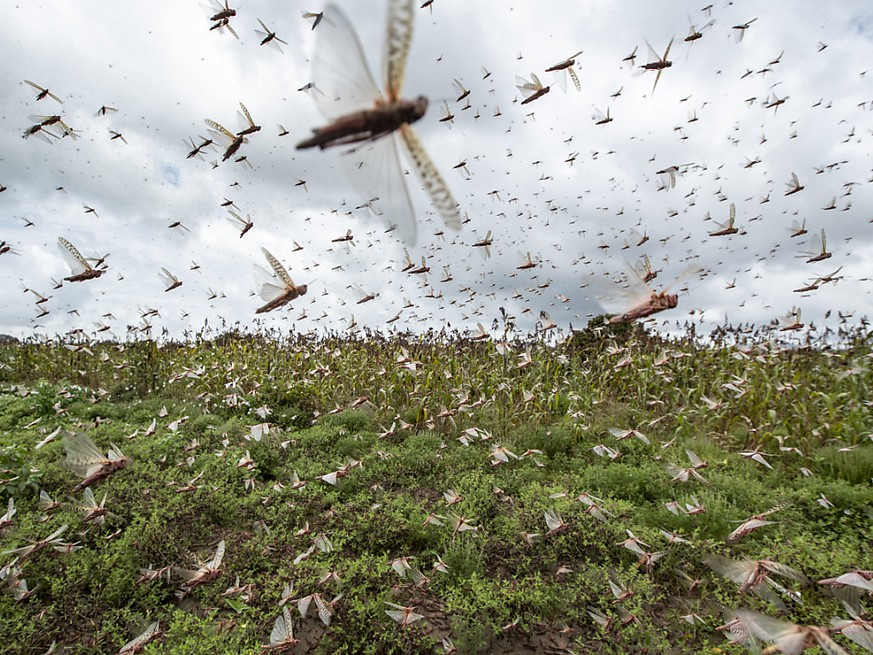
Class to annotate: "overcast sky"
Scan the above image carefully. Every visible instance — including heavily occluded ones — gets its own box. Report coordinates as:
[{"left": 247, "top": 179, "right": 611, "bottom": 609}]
[{"left": 1, "top": 1, "right": 871, "bottom": 341}]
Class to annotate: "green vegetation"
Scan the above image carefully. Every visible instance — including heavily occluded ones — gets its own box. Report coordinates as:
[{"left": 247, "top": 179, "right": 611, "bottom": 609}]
[{"left": 0, "top": 322, "right": 870, "bottom": 654}]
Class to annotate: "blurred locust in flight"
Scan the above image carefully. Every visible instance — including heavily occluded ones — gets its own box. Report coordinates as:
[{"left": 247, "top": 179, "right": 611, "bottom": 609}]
[
  {"left": 545, "top": 50, "right": 583, "bottom": 92},
  {"left": 63, "top": 431, "right": 128, "bottom": 492},
  {"left": 206, "top": 0, "right": 238, "bottom": 38},
  {"left": 296, "top": 1, "right": 461, "bottom": 245},
  {"left": 24, "top": 80, "right": 62, "bottom": 104},
  {"left": 598, "top": 262, "right": 699, "bottom": 324},
  {"left": 255, "top": 248, "right": 307, "bottom": 314},
  {"left": 515, "top": 73, "right": 550, "bottom": 104},
  {"left": 174, "top": 539, "right": 226, "bottom": 596},
  {"left": 638, "top": 37, "right": 674, "bottom": 93},
  {"left": 57, "top": 237, "right": 106, "bottom": 282}
]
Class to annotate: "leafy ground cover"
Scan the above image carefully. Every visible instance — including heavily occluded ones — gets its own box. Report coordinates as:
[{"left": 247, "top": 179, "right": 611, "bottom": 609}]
[{"left": 0, "top": 322, "right": 870, "bottom": 654}]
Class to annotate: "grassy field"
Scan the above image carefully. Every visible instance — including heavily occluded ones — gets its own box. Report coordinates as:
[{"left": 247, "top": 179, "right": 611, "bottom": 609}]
[{"left": 0, "top": 321, "right": 871, "bottom": 654}]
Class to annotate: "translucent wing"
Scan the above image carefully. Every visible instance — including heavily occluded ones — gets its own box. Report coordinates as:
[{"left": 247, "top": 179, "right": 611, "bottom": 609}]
[
  {"left": 314, "top": 594, "right": 332, "bottom": 626},
  {"left": 645, "top": 40, "right": 660, "bottom": 63},
  {"left": 662, "top": 37, "right": 674, "bottom": 61},
  {"left": 589, "top": 268, "right": 655, "bottom": 315},
  {"left": 685, "top": 449, "right": 705, "bottom": 468},
  {"left": 81, "top": 487, "right": 98, "bottom": 508},
  {"left": 339, "top": 134, "right": 416, "bottom": 244},
  {"left": 385, "top": 608, "right": 408, "bottom": 623},
  {"left": 297, "top": 595, "right": 312, "bottom": 618},
  {"left": 762, "top": 560, "right": 806, "bottom": 582},
  {"left": 588, "top": 606, "right": 611, "bottom": 629},
  {"left": 728, "top": 518, "right": 774, "bottom": 540},
  {"left": 352, "top": 284, "right": 376, "bottom": 303},
  {"left": 44, "top": 523, "right": 69, "bottom": 543},
  {"left": 386, "top": 605, "right": 423, "bottom": 625},
  {"left": 608, "top": 579, "right": 625, "bottom": 599},
  {"left": 174, "top": 567, "right": 200, "bottom": 582},
  {"left": 833, "top": 617, "right": 873, "bottom": 652},
  {"left": 25, "top": 80, "right": 62, "bottom": 103},
  {"left": 120, "top": 622, "right": 161, "bottom": 653},
  {"left": 204, "top": 119, "right": 236, "bottom": 142},
  {"left": 722, "top": 611, "right": 771, "bottom": 650},
  {"left": 210, "top": 540, "right": 226, "bottom": 569},
  {"left": 63, "top": 432, "right": 107, "bottom": 476},
  {"left": 806, "top": 232, "right": 823, "bottom": 255},
  {"left": 544, "top": 509, "right": 563, "bottom": 532},
  {"left": 734, "top": 612, "right": 811, "bottom": 654},
  {"left": 312, "top": 4, "right": 382, "bottom": 120},
  {"left": 705, "top": 554, "right": 753, "bottom": 584},
  {"left": 58, "top": 237, "right": 91, "bottom": 274},
  {"left": 597, "top": 262, "right": 697, "bottom": 318},
  {"left": 399, "top": 124, "right": 461, "bottom": 232},
  {"left": 383, "top": 0, "right": 415, "bottom": 99},
  {"left": 28, "top": 114, "right": 58, "bottom": 124},
  {"left": 261, "top": 248, "right": 293, "bottom": 286},
  {"left": 515, "top": 75, "right": 544, "bottom": 99},
  {"left": 255, "top": 272, "right": 290, "bottom": 303},
  {"left": 226, "top": 210, "right": 248, "bottom": 229},
  {"left": 825, "top": 572, "right": 873, "bottom": 592},
  {"left": 633, "top": 254, "right": 654, "bottom": 279},
  {"left": 237, "top": 102, "right": 255, "bottom": 129},
  {"left": 158, "top": 268, "right": 178, "bottom": 287},
  {"left": 568, "top": 67, "right": 581, "bottom": 92},
  {"left": 108, "top": 444, "right": 126, "bottom": 461},
  {"left": 407, "top": 566, "right": 428, "bottom": 586},
  {"left": 270, "top": 607, "right": 294, "bottom": 643}
]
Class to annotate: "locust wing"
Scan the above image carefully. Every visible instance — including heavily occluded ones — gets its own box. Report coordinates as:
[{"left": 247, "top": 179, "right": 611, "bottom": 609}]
[
  {"left": 314, "top": 594, "right": 333, "bottom": 626},
  {"left": 25, "top": 80, "right": 62, "bottom": 104},
  {"left": 704, "top": 554, "right": 753, "bottom": 584},
  {"left": 204, "top": 120, "right": 237, "bottom": 143},
  {"left": 261, "top": 248, "right": 294, "bottom": 287},
  {"left": 118, "top": 622, "right": 161, "bottom": 655},
  {"left": 515, "top": 74, "right": 545, "bottom": 99},
  {"left": 63, "top": 432, "right": 108, "bottom": 477},
  {"left": 399, "top": 124, "right": 461, "bottom": 232},
  {"left": 340, "top": 132, "right": 416, "bottom": 243},
  {"left": 269, "top": 606, "right": 295, "bottom": 644},
  {"left": 174, "top": 566, "right": 201, "bottom": 582},
  {"left": 297, "top": 594, "right": 312, "bottom": 619},
  {"left": 58, "top": 237, "right": 92, "bottom": 275},
  {"left": 644, "top": 40, "right": 660, "bottom": 65},
  {"left": 255, "top": 267, "right": 290, "bottom": 303},
  {"left": 567, "top": 67, "right": 581, "bottom": 92},
  {"left": 589, "top": 268, "right": 655, "bottom": 316},
  {"left": 209, "top": 540, "right": 226, "bottom": 569},
  {"left": 662, "top": 37, "right": 674, "bottom": 61},
  {"left": 383, "top": 0, "right": 415, "bottom": 99},
  {"left": 312, "top": 4, "right": 382, "bottom": 120},
  {"left": 256, "top": 249, "right": 301, "bottom": 305},
  {"left": 798, "top": 230, "right": 825, "bottom": 260},
  {"left": 237, "top": 102, "right": 256, "bottom": 131}
]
